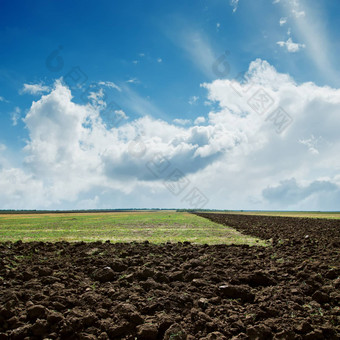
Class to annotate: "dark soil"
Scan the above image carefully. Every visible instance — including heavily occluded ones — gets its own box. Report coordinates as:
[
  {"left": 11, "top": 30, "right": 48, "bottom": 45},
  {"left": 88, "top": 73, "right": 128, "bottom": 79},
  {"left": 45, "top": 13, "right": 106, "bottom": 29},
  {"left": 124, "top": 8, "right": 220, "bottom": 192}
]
[{"left": 0, "top": 213, "right": 339, "bottom": 339}]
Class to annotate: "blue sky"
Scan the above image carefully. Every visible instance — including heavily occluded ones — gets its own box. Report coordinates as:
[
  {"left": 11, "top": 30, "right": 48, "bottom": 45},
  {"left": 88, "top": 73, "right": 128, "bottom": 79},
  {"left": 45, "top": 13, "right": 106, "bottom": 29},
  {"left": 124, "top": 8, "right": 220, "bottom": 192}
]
[{"left": 1, "top": 0, "right": 340, "bottom": 210}]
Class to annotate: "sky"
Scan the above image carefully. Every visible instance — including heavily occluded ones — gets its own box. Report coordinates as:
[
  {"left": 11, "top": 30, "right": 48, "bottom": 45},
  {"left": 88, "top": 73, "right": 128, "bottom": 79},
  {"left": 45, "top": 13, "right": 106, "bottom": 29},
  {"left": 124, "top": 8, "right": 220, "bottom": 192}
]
[{"left": 0, "top": 0, "right": 340, "bottom": 210}]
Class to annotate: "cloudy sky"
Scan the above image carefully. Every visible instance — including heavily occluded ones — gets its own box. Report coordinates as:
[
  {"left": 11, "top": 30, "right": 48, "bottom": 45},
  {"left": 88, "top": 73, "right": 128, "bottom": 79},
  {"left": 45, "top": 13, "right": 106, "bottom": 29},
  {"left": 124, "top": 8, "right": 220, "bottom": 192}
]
[{"left": 1, "top": 0, "right": 340, "bottom": 210}]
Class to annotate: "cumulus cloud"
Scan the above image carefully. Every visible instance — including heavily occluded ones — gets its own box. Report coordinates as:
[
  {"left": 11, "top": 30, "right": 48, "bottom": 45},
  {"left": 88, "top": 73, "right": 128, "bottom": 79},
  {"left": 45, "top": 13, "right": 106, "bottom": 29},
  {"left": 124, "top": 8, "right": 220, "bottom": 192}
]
[
  {"left": 198, "top": 59, "right": 340, "bottom": 210},
  {"left": 2, "top": 59, "right": 340, "bottom": 210},
  {"left": 277, "top": 37, "right": 305, "bottom": 52},
  {"left": 21, "top": 83, "right": 50, "bottom": 95}
]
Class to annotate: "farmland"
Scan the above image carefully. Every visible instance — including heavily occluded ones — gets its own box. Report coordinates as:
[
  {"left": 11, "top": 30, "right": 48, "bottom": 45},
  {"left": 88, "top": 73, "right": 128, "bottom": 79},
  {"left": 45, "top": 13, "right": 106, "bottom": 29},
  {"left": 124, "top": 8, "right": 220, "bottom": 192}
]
[
  {"left": 0, "top": 211, "right": 264, "bottom": 245},
  {"left": 0, "top": 211, "right": 339, "bottom": 339},
  {"left": 208, "top": 211, "right": 340, "bottom": 220}
]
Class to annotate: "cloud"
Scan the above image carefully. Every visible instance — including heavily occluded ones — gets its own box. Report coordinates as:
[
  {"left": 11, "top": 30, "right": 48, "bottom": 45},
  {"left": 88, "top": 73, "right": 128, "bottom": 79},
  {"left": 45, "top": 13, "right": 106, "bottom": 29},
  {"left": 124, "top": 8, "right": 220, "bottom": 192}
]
[
  {"left": 87, "top": 88, "right": 106, "bottom": 106},
  {"left": 189, "top": 96, "right": 199, "bottom": 105},
  {"left": 98, "top": 81, "right": 121, "bottom": 92},
  {"left": 10, "top": 107, "right": 21, "bottom": 126},
  {"left": 0, "top": 168, "right": 46, "bottom": 209},
  {"left": 126, "top": 78, "right": 139, "bottom": 84},
  {"left": 118, "top": 84, "right": 166, "bottom": 120},
  {"left": 1, "top": 79, "right": 232, "bottom": 208},
  {"left": 292, "top": 9, "right": 305, "bottom": 18},
  {"left": 173, "top": 118, "right": 191, "bottom": 126},
  {"left": 175, "top": 29, "right": 217, "bottom": 79},
  {"left": 263, "top": 178, "right": 339, "bottom": 206},
  {"left": 278, "top": 0, "right": 304, "bottom": 18},
  {"left": 299, "top": 135, "right": 322, "bottom": 155},
  {"left": 157, "top": 58, "right": 162, "bottom": 63},
  {"left": 279, "top": 17, "right": 287, "bottom": 26},
  {"left": 194, "top": 117, "right": 205, "bottom": 125},
  {"left": 199, "top": 58, "right": 340, "bottom": 209},
  {"left": 276, "top": 0, "right": 337, "bottom": 84},
  {"left": 230, "top": 0, "right": 239, "bottom": 13},
  {"left": 277, "top": 37, "right": 305, "bottom": 52},
  {"left": 21, "top": 83, "right": 50, "bottom": 95},
  {"left": 0, "top": 96, "right": 8, "bottom": 103},
  {"left": 2, "top": 59, "right": 340, "bottom": 209},
  {"left": 114, "top": 109, "right": 128, "bottom": 120}
]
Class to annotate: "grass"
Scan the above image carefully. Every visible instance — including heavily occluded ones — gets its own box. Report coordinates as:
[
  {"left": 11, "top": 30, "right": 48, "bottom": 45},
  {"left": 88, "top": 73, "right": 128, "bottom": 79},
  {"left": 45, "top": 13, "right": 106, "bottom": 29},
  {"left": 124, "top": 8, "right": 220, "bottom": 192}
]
[
  {"left": 210, "top": 211, "right": 340, "bottom": 219},
  {"left": 0, "top": 211, "right": 266, "bottom": 245}
]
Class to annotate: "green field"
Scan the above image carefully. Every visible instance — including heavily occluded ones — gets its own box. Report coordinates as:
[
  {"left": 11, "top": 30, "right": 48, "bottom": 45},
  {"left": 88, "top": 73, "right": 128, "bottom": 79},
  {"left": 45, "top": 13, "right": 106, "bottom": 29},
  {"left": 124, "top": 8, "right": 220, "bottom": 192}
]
[{"left": 0, "top": 211, "right": 266, "bottom": 245}]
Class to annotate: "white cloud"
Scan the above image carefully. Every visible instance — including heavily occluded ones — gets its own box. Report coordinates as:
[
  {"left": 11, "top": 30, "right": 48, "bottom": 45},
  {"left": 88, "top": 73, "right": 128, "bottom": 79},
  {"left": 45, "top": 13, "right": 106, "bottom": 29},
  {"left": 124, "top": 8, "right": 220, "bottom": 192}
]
[
  {"left": 230, "top": 0, "right": 239, "bottom": 13},
  {"left": 276, "top": 0, "right": 337, "bottom": 83},
  {"left": 2, "top": 60, "right": 340, "bottom": 210},
  {"left": 194, "top": 116, "right": 206, "bottom": 125},
  {"left": 199, "top": 59, "right": 340, "bottom": 210},
  {"left": 88, "top": 88, "right": 105, "bottom": 106},
  {"left": 279, "top": 17, "right": 287, "bottom": 26},
  {"left": 299, "top": 135, "right": 322, "bottom": 155},
  {"left": 118, "top": 84, "right": 165, "bottom": 119},
  {"left": 283, "top": 0, "right": 305, "bottom": 18},
  {"left": 98, "top": 81, "right": 121, "bottom": 92},
  {"left": 175, "top": 29, "right": 217, "bottom": 79},
  {"left": 189, "top": 96, "right": 199, "bottom": 105},
  {"left": 11, "top": 107, "right": 21, "bottom": 126},
  {"left": 114, "top": 109, "right": 128, "bottom": 120},
  {"left": 292, "top": 9, "right": 305, "bottom": 18},
  {"left": 0, "top": 168, "right": 46, "bottom": 209},
  {"left": 157, "top": 58, "right": 162, "bottom": 63},
  {"left": 21, "top": 83, "right": 50, "bottom": 95},
  {"left": 0, "top": 144, "right": 6, "bottom": 152},
  {"left": 0, "top": 96, "right": 8, "bottom": 103},
  {"left": 126, "top": 78, "right": 139, "bottom": 84},
  {"left": 173, "top": 118, "right": 191, "bottom": 125},
  {"left": 277, "top": 37, "right": 305, "bottom": 52}
]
